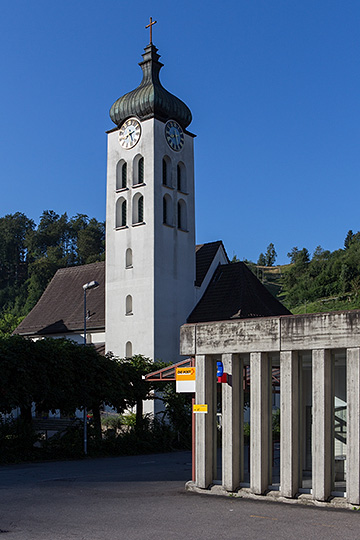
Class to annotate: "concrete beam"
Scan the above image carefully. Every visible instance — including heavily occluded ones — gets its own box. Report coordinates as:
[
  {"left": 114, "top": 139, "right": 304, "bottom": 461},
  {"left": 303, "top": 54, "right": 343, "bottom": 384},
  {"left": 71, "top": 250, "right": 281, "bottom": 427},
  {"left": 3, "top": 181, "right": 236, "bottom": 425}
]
[
  {"left": 250, "top": 352, "right": 271, "bottom": 494},
  {"left": 222, "top": 354, "right": 243, "bottom": 491},
  {"left": 312, "top": 349, "right": 332, "bottom": 501},
  {"left": 347, "top": 348, "right": 360, "bottom": 505},
  {"left": 195, "top": 355, "right": 216, "bottom": 489},
  {"left": 280, "top": 351, "right": 299, "bottom": 498},
  {"left": 180, "top": 311, "right": 360, "bottom": 357}
]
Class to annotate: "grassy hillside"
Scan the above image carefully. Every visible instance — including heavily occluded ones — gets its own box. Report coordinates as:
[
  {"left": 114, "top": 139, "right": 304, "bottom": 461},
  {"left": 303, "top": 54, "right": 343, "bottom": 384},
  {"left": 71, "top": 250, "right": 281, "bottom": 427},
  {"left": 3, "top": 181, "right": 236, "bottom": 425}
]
[{"left": 253, "top": 263, "right": 360, "bottom": 315}]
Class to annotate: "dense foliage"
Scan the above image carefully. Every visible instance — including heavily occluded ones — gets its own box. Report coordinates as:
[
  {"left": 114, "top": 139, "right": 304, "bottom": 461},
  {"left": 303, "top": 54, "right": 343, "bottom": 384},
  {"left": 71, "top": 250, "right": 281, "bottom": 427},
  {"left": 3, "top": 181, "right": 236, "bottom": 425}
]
[
  {"left": 0, "top": 211, "right": 105, "bottom": 334},
  {"left": 0, "top": 337, "right": 190, "bottom": 462},
  {"left": 280, "top": 231, "right": 360, "bottom": 312}
]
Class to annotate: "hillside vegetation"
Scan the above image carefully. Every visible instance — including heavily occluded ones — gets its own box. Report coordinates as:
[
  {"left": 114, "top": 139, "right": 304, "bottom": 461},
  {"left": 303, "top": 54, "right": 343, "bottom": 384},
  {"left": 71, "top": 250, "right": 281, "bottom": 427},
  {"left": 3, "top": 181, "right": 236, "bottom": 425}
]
[
  {"left": 1, "top": 211, "right": 360, "bottom": 335},
  {"left": 0, "top": 211, "right": 105, "bottom": 335},
  {"left": 253, "top": 231, "right": 360, "bottom": 314}
]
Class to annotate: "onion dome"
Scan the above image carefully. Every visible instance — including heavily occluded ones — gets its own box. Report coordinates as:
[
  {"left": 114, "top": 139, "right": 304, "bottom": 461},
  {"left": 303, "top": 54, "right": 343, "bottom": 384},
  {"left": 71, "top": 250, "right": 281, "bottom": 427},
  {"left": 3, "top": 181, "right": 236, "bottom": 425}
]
[{"left": 110, "top": 44, "right": 192, "bottom": 129}]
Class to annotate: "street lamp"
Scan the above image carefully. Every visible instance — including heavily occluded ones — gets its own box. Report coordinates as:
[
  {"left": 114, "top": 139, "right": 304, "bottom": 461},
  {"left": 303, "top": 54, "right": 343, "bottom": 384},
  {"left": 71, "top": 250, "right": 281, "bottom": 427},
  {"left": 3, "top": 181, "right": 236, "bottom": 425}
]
[{"left": 82, "top": 280, "right": 99, "bottom": 455}]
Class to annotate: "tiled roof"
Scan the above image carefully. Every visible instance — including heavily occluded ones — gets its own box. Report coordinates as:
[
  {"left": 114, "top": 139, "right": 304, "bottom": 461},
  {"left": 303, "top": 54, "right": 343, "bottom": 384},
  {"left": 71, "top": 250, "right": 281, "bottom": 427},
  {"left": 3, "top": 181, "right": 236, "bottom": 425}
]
[
  {"left": 187, "top": 262, "right": 291, "bottom": 323},
  {"left": 14, "top": 262, "right": 105, "bottom": 336},
  {"left": 195, "top": 241, "right": 228, "bottom": 287}
]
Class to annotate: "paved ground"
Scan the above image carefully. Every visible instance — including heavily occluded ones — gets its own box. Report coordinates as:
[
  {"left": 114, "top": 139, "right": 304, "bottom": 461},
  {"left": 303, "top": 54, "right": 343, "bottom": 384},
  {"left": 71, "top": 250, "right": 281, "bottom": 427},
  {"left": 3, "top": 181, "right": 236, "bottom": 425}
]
[{"left": 0, "top": 451, "right": 359, "bottom": 540}]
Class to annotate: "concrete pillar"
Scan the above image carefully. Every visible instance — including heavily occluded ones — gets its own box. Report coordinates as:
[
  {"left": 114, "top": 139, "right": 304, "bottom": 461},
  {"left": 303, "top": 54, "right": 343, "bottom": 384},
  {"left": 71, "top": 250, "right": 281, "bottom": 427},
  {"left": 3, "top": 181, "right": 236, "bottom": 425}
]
[
  {"left": 347, "top": 348, "right": 360, "bottom": 505},
  {"left": 222, "top": 354, "right": 243, "bottom": 491},
  {"left": 312, "top": 349, "right": 332, "bottom": 501},
  {"left": 250, "top": 352, "right": 271, "bottom": 494},
  {"left": 280, "top": 350, "right": 299, "bottom": 498},
  {"left": 195, "top": 354, "right": 216, "bottom": 489}
]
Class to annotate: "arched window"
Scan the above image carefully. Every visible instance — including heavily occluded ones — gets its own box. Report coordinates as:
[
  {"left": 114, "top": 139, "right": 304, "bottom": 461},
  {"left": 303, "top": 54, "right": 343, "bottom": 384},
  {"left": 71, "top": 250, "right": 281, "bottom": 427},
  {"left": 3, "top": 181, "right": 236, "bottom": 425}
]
[
  {"left": 116, "top": 160, "right": 127, "bottom": 190},
  {"left": 125, "top": 248, "right": 133, "bottom": 268},
  {"left": 116, "top": 197, "right": 127, "bottom": 228},
  {"left": 138, "top": 195, "right": 144, "bottom": 222},
  {"left": 177, "top": 199, "right": 187, "bottom": 230},
  {"left": 133, "top": 155, "right": 144, "bottom": 186},
  {"left": 163, "top": 197, "right": 167, "bottom": 224},
  {"left": 162, "top": 156, "right": 171, "bottom": 186},
  {"left": 177, "top": 162, "right": 186, "bottom": 192},
  {"left": 132, "top": 193, "right": 144, "bottom": 224},
  {"left": 163, "top": 194, "right": 173, "bottom": 226},
  {"left": 126, "top": 295, "right": 133, "bottom": 315},
  {"left": 162, "top": 158, "right": 167, "bottom": 185},
  {"left": 138, "top": 157, "right": 144, "bottom": 183},
  {"left": 125, "top": 341, "right": 132, "bottom": 358}
]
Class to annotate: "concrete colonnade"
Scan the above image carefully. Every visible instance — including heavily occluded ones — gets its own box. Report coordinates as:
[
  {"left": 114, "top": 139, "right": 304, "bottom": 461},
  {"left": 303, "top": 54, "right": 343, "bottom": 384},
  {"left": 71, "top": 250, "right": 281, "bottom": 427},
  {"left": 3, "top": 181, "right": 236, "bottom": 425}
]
[{"left": 183, "top": 312, "right": 360, "bottom": 506}]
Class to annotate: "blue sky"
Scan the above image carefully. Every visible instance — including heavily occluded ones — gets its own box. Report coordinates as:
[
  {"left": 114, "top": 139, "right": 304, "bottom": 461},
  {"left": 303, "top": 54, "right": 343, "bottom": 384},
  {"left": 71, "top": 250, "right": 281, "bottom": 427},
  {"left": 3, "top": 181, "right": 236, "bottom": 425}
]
[{"left": 1, "top": 1, "right": 359, "bottom": 264}]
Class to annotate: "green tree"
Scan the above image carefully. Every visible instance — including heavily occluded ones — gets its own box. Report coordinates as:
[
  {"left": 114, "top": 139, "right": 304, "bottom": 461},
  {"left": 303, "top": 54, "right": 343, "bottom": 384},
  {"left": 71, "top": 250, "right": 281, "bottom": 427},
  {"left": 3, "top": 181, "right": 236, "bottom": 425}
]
[
  {"left": 265, "top": 243, "right": 277, "bottom": 267},
  {"left": 257, "top": 253, "right": 266, "bottom": 266},
  {"left": 344, "top": 230, "right": 354, "bottom": 250},
  {"left": 76, "top": 218, "right": 105, "bottom": 264}
]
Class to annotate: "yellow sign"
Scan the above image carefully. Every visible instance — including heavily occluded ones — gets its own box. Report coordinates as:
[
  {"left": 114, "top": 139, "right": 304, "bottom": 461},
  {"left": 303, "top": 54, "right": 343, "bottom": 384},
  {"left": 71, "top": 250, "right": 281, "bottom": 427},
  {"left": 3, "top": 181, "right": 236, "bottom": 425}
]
[
  {"left": 176, "top": 367, "right": 196, "bottom": 381},
  {"left": 193, "top": 404, "right": 208, "bottom": 413}
]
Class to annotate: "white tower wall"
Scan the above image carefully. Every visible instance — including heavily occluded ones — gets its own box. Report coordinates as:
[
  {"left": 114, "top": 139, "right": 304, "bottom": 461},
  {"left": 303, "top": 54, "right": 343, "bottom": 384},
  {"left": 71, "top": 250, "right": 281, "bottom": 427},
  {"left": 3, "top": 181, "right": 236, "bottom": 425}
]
[{"left": 105, "top": 117, "right": 196, "bottom": 364}]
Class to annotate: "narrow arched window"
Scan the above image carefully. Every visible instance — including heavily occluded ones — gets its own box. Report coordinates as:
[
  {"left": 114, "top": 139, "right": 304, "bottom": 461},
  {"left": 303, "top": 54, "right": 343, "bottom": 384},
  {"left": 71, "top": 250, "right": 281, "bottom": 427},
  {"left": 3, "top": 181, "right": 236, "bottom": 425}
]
[
  {"left": 133, "top": 155, "right": 144, "bottom": 186},
  {"left": 122, "top": 162, "right": 127, "bottom": 188},
  {"left": 116, "top": 160, "right": 127, "bottom": 190},
  {"left": 125, "top": 341, "right": 132, "bottom": 358},
  {"left": 163, "top": 196, "right": 167, "bottom": 224},
  {"left": 126, "top": 295, "right": 133, "bottom": 315},
  {"left": 177, "top": 199, "right": 187, "bottom": 230},
  {"left": 177, "top": 164, "right": 181, "bottom": 190},
  {"left": 138, "top": 157, "right": 144, "bottom": 183},
  {"left": 138, "top": 195, "right": 144, "bottom": 222},
  {"left": 177, "top": 162, "right": 186, "bottom": 192},
  {"left": 162, "top": 159, "right": 167, "bottom": 185},
  {"left": 133, "top": 193, "right": 144, "bottom": 224},
  {"left": 121, "top": 200, "right": 127, "bottom": 227},
  {"left": 116, "top": 197, "right": 127, "bottom": 228},
  {"left": 125, "top": 248, "right": 133, "bottom": 268},
  {"left": 163, "top": 194, "right": 173, "bottom": 226}
]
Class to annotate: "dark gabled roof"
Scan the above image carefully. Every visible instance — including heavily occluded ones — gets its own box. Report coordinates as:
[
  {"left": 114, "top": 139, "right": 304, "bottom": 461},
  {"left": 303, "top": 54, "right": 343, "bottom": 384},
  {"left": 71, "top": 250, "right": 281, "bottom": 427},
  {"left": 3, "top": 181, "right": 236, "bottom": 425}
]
[
  {"left": 14, "top": 262, "right": 105, "bottom": 336},
  {"left": 195, "top": 241, "right": 228, "bottom": 287},
  {"left": 187, "top": 261, "right": 291, "bottom": 324}
]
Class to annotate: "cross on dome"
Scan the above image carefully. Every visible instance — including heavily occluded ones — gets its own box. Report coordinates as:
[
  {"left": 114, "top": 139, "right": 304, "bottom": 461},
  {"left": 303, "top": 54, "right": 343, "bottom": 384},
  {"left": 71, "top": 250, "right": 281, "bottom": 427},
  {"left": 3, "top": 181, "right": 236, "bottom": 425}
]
[{"left": 145, "top": 17, "right": 157, "bottom": 44}]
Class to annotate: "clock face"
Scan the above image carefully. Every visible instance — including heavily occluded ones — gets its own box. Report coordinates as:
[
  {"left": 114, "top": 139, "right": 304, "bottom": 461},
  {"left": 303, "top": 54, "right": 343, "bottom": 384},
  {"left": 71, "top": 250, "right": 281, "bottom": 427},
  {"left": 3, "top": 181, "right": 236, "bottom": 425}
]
[
  {"left": 119, "top": 118, "right": 141, "bottom": 149},
  {"left": 165, "top": 120, "right": 184, "bottom": 151}
]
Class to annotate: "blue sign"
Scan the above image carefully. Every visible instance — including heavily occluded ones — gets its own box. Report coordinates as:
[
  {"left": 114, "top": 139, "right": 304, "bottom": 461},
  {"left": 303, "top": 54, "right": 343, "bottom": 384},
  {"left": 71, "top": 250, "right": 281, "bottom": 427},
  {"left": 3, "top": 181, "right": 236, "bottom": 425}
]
[{"left": 216, "top": 361, "right": 224, "bottom": 377}]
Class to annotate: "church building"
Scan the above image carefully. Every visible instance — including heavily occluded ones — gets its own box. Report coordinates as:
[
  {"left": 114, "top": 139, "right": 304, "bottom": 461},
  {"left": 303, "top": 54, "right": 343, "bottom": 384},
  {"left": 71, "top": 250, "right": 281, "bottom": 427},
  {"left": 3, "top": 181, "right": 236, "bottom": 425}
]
[{"left": 15, "top": 33, "right": 289, "bottom": 364}]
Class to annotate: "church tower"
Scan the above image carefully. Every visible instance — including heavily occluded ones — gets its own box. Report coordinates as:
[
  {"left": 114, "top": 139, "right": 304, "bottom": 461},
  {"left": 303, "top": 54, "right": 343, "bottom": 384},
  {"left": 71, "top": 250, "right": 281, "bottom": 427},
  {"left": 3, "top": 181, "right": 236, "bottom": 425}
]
[{"left": 105, "top": 30, "right": 196, "bottom": 365}]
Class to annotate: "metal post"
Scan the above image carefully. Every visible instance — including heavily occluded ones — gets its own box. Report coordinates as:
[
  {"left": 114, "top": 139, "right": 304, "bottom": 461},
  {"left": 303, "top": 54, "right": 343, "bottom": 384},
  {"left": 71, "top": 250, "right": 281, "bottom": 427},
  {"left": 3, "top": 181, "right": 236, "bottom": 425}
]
[{"left": 83, "top": 288, "right": 87, "bottom": 456}]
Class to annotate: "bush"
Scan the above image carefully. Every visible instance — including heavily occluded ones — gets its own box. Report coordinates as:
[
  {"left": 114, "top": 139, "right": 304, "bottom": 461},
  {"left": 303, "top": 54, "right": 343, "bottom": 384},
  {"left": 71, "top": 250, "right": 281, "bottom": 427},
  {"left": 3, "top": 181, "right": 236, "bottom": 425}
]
[{"left": 0, "top": 416, "right": 40, "bottom": 463}]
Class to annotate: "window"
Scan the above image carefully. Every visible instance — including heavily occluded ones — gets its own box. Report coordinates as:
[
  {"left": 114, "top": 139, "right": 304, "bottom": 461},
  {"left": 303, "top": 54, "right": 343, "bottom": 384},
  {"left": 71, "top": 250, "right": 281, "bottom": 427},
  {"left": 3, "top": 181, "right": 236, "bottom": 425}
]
[
  {"left": 162, "top": 158, "right": 167, "bottom": 185},
  {"left": 177, "top": 162, "right": 186, "bottom": 192},
  {"left": 163, "top": 196, "right": 167, "bottom": 224},
  {"left": 163, "top": 194, "right": 173, "bottom": 226},
  {"left": 116, "top": 160, "right": 127, "bottom": 190},
  {"left": 121, "top": 201, "right": 126, "bottom": 226},
  {"left": 125, "top": 341, "right": 132, "bottom": 358},
  {"left": 162, "top": 156, "right": 171, "bottom": 186},
  {"left": 125, "top": 248, "right": 132, "bottom": 268},
  {"left": 138, "top": 195, "right": 144, "bottom": 222},
  {"left": 133, "top": 155, "right": 145, "bottom": 186},
  {"left": 177, "top": 199, "right": 187, "bottom": 230},
  {"left": 177, "top": 164, "right": 181, "bottom": 190},
  {"left": 116, "top": 197, "right": 127, "bottom": 228},
  {"left": 126, "top": 295, "right": 133, "bottom": 315},
  {"left": 132, "top": 193, "right": 144, "bottom": 224},
  {"left": 122, "top": 162, "right": 127, "bottom": 188}
]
